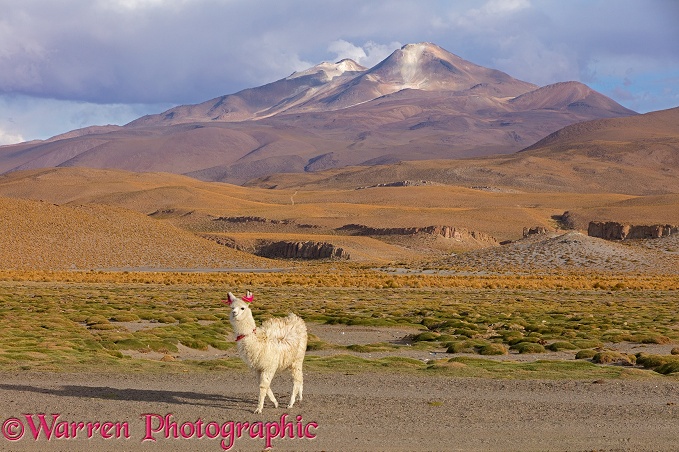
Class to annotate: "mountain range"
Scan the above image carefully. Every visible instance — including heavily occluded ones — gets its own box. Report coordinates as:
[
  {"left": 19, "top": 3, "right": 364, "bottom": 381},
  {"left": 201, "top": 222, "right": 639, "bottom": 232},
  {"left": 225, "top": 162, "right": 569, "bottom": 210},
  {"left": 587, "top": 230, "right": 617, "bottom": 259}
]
[{"left": 0, "top": 42, "right": 637, "bottom": 185}]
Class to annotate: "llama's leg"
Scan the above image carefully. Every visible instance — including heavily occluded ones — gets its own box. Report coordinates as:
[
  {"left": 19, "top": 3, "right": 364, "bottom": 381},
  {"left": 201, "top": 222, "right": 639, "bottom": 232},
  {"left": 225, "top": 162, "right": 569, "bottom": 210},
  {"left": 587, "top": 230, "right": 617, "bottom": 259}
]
[
  {"left": 288, "top": 362, "right": 304, "bottom": 408},
  {"left": 256, "top": 370, "right": 276, "bottom": 414},
  {"left": 267, "top": 387, "right": 278, "bottom": 408}
]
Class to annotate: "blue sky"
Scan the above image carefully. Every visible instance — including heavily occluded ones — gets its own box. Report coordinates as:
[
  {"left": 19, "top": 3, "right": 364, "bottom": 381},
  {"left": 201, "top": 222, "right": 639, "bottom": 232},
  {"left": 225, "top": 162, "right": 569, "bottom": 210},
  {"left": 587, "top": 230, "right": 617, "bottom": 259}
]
[{"left": 1, "top": 0, "right": 677, "bottom": 144}]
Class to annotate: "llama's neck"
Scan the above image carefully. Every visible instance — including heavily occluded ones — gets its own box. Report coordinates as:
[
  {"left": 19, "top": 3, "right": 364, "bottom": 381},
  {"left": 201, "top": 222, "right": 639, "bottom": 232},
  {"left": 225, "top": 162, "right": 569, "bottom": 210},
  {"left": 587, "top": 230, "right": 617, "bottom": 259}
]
[{"left": 232, "top": 313, "right": 257, "bottom": 336}]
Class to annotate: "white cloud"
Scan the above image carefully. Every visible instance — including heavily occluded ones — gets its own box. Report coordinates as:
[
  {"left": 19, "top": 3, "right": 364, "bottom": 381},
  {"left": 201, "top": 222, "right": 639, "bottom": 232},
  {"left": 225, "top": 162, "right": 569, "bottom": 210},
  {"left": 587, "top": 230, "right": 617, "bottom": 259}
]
[
  {"left": 328, "top": 40, "right": 402, "bottom": 67},
  {"left": 481, "top": 0, "right": 531, "bottom": 15},
  {"left": 0, "top": 128, "right": 24, "bottom": 146},
  {"left": 493, "top": 37, "right": 580, "bottom": 86},
  {"left": 328, "top": 40, "right": 368, "bottom": 64},
  {"left": 100, "top": 0, "right": 187, "bottom": 11}
]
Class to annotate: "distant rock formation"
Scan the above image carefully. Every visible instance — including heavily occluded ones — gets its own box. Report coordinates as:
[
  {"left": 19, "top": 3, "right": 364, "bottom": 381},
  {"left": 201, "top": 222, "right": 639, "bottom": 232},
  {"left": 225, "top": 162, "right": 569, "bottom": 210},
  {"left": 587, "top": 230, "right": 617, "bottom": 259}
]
[
  {"left": 201, "top": 235, "right": 248, "bottom": 252},
  {"left": 256, "top": 241, "right": 349, "bottom": 260},
  {"left": 356, "top": 180, "right": 442, "bottom": 189},
  {"left": 212, "top": 216, "right": 319, "bottom": 229},
  {"left": 523, "top": 226, "right": 549, "bottom": 238},
  {"left": 203, "top": 235, "right": 349, "bottom": 259},
  {"left": 588, "top": 222, "right": 679, "bottom": 240},
  {"left": 554, "top": 211, "right": 578, "bottom": 230},
  {"left": 213, "top": 216, "right": 291, "bottom": 225},
  {"left": 337, "top": 224, "right": 498, "bottom": 245}
]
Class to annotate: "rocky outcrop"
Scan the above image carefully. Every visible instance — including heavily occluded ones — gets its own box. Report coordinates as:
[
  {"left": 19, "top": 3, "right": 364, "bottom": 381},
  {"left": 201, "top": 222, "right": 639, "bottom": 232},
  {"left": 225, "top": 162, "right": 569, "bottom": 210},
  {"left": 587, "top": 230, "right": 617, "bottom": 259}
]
[
  {"left": 554, "top": 211, "right": 578, "bottom": 229},
  {"left": 211, "top": 216, "right": 319, "bottom": 229},
  {"left": 213, "top": 216, "right": 290, "bottom": 225},
  {"left": 201, "top": 234, "right": 248, "bottom": 252},
  {"left": 588, "top": 222, "right": 679, "bottom": 240},
  {"left": 523, "top": 226, "right": 549, "bottom": 238},
  {"left": 204, "top": 234, "right": 349, "bottom": 259},
  {"left": 337, "top": 224, "right": 498, "bottom": 245},
  {"left": 256, "top": 241, "right": 349, "bottom": 260},
  {"left": 357, "top": 180, "right": 442, "bottom": 189}
]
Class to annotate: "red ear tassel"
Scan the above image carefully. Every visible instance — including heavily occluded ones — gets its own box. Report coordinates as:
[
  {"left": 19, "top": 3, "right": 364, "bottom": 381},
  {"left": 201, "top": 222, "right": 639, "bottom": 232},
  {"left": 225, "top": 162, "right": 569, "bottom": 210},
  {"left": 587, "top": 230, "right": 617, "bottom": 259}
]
[
  {"left": 242, "top": 291, "right": 253, "bottom": 303},
  {"left": 222, "top": 298, "right": 232, "bottom": 305}
]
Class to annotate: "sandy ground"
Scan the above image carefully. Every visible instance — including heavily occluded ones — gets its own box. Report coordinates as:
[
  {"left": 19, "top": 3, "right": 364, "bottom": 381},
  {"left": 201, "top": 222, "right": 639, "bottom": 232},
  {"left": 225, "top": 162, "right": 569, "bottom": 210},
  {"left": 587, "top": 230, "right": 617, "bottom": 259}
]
[{"left": 1, "top": 371, "right": 679, "bottom": 451}]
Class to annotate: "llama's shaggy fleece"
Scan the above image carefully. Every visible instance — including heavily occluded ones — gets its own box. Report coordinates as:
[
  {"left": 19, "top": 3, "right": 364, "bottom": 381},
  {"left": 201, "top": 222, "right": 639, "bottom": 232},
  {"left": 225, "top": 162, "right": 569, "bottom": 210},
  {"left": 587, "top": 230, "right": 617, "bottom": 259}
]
[{"left": 226, "top": 291, "right": 307, "bottom": 414}]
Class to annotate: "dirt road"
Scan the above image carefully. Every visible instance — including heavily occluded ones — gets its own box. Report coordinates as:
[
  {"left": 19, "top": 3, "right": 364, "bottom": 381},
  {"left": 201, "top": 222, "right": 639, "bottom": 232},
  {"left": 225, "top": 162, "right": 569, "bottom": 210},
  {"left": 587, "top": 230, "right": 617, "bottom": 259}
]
[{"left": 0, "top": 371, "right": 678, "bottom": 451}]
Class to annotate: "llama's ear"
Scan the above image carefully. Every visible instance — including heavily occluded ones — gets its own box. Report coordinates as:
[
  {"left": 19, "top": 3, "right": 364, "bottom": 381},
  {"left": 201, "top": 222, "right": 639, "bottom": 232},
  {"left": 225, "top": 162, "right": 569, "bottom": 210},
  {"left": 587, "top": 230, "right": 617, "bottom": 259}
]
[
  {"left": 225, "top": 292, "right": 238, "bottom": 305},
  {"left": 242, "top": 291, "right": 254, "bottom": 303}
]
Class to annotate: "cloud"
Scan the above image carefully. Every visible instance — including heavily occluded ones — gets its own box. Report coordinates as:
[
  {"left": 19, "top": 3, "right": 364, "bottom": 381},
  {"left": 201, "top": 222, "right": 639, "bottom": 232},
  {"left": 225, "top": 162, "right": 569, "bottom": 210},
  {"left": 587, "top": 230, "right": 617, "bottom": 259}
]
[
  {"left": 0, "top": 128, "right": 25, "bottom": 146},
  {"left": 481, "top": 0, "right": 531, "bottom": 15},
  {"left": 327, "top": 40, "right": 402, "bottom": 67},
  {"left": 0, "top": 0, "right": 323, "bottom": 104},
  {"left": 1, "top": 0, "right": 677, "bottom": 141}
]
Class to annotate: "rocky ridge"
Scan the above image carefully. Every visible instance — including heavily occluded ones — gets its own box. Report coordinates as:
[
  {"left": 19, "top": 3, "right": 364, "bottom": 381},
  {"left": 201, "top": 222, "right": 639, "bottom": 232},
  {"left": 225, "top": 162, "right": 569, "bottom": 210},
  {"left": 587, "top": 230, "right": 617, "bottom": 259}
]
[{"left": 588, "top": 221, "right": 679, "bottom": 240}]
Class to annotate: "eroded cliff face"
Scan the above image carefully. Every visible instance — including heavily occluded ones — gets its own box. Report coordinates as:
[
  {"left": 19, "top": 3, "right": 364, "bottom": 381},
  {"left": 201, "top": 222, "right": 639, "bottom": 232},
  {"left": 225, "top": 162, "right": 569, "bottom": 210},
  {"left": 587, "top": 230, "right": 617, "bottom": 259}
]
[
  {"left": 336, "top": 224, "right": 498, "bottom": 245},
  {"left": 588, "top": 222, "right": 679, "bottom": 240},
  {"left": 255, "top": 241, "right": 349, "bottom": 260}
]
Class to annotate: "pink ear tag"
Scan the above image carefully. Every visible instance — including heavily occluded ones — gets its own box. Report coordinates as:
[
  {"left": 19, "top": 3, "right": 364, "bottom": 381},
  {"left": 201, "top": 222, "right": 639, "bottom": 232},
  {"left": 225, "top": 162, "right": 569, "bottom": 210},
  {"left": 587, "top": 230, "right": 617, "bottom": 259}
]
[{"left": 242, "top": 291, "right": 254, "bottom": 303}]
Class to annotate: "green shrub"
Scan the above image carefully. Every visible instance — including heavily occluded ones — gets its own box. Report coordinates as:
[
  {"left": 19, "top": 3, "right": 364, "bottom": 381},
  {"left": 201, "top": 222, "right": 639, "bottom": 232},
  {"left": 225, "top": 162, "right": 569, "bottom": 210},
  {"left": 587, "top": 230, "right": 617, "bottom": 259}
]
[
  {"left": 637, "top": 334, "right": 671, "bottom": 344},
  {"left": 511, "top": 342, "right": 546, "bottom": 354},
  {"left": 182, "top": 338, "right": 208, "bottom": 350},
  {"left": 636, "top": 353, "right": 679, "bottom": 371},
  {"left": 421, "top": 317, "right": 440, "bottom": 329},
  {"left": 575, "top": 349, "right": 597, "bottom": 359},
  {"left": 592, "top": 351, "right": 634, "bottom": 365},
  {"left": 478, "top": 343, "right": 508, "bottom": 356},
  {"left": 572, "top": 339, "right": 603, "bottom": 349},
  {"left": 446, "top": 341, "right": 468, "bottom": 353},
  {"left": 656, "top": 361, "right": 679, "bottom": 375},
  {"left": 445, "top": 339, "right": 489, "bottom": 354},
  {"left": 413, "top": 332, "right": 439, "bottom": 342},
  {"left": 496, "top": 331, "right": 524, "bottom": 342},
  {"left": 306, "top": 339, "right": 329, "bottom": 351},
  {"left": 547, "top": 341, "right": 578, "bottom": 352},
  {"left": 156, "top": 316, "right": 177, "bottom": 324},
  {"left": 86, "top": 315, "right": 109, "bottom": 326},
  {"left": 453, "top": 328, "right": 477, "bottom": 338},
  {"left": 508, "top": 336, "right": 539, "bottom": 346}
]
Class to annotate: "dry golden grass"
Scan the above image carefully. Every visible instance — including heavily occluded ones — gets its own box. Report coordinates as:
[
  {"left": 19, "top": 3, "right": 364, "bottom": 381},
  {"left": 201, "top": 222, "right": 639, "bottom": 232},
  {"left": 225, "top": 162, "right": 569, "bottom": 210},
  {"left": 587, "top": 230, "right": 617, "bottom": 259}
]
[{"left": 0, "top": 268, "right": 677, "bottom": 290}]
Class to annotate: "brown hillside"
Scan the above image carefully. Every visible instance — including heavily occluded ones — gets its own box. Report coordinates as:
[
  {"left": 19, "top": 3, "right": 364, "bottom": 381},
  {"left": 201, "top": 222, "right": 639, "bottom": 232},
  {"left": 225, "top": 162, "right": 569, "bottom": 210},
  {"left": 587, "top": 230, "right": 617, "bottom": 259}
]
[
  {"left": 522, "top": 107, "right": 679, "bottom": 151},
  {"left": 0, "top": 196, "right": 272, "bottom": 271},
  {"left": 251, "top": 107, "right": 679, "bottom": 196},
  {"left": 3, "top": 166, "right": 675, "bottom": 243},
  {"left": 1, "top": 166, "right": 677, "bottom": 269}
]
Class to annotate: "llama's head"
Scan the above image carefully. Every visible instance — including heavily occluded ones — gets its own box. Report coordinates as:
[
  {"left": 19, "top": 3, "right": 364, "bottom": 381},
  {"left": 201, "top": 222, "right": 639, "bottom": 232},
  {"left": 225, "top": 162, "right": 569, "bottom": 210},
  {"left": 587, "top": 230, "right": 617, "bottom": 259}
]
[{"left": 225, "top": 291, "right": 253, "bottom": 323}]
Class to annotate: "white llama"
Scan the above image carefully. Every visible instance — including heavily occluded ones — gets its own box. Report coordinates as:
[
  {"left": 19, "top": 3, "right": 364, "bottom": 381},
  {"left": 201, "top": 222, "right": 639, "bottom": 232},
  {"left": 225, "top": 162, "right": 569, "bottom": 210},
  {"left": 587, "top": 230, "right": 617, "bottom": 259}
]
[{"left": 225, "top": 291, "right": 307, "bottom": 414}]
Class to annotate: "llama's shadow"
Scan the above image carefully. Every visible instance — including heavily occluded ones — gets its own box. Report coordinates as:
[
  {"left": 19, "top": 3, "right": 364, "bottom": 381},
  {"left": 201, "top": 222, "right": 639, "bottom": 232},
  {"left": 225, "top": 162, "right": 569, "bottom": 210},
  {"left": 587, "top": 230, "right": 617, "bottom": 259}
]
[{"left": 0, "top": 383, "right": 251, "bottom": 411}]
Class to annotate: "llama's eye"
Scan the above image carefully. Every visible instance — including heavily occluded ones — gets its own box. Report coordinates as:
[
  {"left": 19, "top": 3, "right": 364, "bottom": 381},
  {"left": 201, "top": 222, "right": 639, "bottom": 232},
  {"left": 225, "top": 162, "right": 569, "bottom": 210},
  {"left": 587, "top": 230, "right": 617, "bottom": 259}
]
[{"left": 240, "top": 307, "right": 245, "bottom": 310}]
